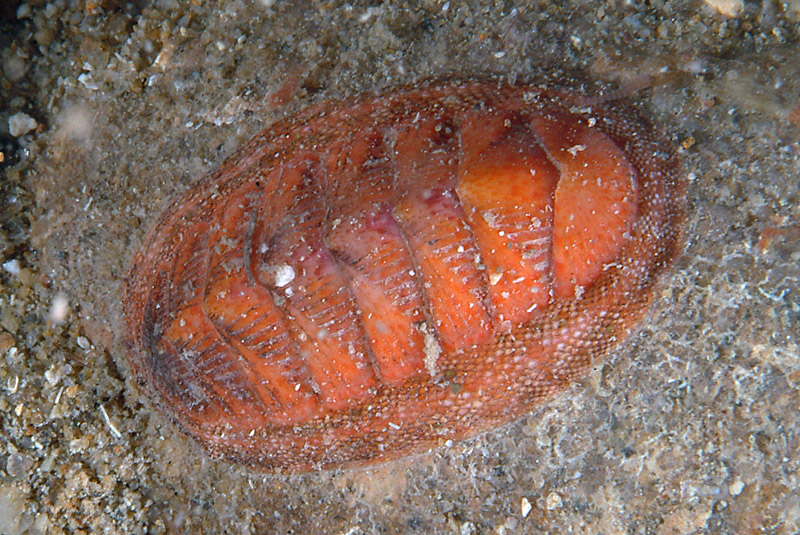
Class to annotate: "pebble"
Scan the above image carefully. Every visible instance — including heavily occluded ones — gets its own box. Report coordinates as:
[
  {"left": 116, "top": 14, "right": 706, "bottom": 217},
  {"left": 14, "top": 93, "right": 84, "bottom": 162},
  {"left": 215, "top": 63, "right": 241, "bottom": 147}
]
[
  {"left": 6, "top": 451, "right": 35, "bottom": 479},
  {"left": 729, "top": 479, "right": 745, "bottom": 496},
  {"left": 520, "top": 496, "right": 532, "bottom": 517},
  {"left": 545, "top": 491, "right": 562, "bottom": 510},
  {"left": 2, "top": 259, "right": 21, "bottom": 276},
  {"left": 704, "top": 0, "right": 744, "bottom": 17},
  {"left": 2, "top": 55, "right": 27, "bottom": 82},
  {"left": 8, "top": 113, "right": 37, "bottom": 138}
]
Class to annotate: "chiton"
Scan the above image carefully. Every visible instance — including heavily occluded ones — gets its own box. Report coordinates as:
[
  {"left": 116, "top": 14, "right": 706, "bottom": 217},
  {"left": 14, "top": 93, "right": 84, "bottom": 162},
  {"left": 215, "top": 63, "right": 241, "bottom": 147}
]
[{"left": 124, "top": 79, "right": 686, "bottom": 472}]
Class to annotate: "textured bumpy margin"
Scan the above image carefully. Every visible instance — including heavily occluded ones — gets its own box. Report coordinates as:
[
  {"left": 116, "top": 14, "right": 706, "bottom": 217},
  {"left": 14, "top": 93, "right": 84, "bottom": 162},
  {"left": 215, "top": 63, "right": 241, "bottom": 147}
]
[{"left": 124, "top": 79, "right": 686, "bottom": 472}]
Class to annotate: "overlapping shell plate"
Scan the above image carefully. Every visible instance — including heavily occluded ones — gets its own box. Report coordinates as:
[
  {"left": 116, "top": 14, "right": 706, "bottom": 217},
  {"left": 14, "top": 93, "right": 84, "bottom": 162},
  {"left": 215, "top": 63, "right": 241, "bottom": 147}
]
[{"left": 124, "top": 80, "right": 686, "bottom": 472}]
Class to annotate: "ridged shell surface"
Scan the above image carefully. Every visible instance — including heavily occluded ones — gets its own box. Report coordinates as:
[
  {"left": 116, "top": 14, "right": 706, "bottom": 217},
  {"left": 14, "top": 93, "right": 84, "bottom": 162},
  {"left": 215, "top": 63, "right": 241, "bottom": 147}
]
[{"left": 124, "top": 80, "right": 686, "bottom": 472}]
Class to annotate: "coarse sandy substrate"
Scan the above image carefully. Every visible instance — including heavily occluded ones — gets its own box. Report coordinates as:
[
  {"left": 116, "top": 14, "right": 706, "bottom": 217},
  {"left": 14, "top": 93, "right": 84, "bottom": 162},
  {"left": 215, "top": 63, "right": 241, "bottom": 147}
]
[{"left": 1, "top": 1, "right": 799, "bottom": 533}]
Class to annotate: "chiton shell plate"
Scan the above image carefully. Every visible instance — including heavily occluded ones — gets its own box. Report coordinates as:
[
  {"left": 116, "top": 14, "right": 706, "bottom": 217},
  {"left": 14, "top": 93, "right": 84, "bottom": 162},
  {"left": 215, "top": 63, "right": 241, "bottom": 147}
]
[{"left": 124, "top": 80, "right": 686, "bottom": 472}]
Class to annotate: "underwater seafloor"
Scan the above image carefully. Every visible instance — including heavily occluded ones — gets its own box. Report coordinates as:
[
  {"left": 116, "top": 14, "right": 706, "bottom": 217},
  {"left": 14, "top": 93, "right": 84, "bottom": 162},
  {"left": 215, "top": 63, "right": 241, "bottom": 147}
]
[{"left": 1, "top": 1, "right": 799, "bottom": 533}]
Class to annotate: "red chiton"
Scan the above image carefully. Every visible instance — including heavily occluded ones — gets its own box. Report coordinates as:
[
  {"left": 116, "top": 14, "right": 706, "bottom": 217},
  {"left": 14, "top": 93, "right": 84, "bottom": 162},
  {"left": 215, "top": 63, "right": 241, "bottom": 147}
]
[{"left": 124, "top": 79, "right": 686, "bottom": 472}]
